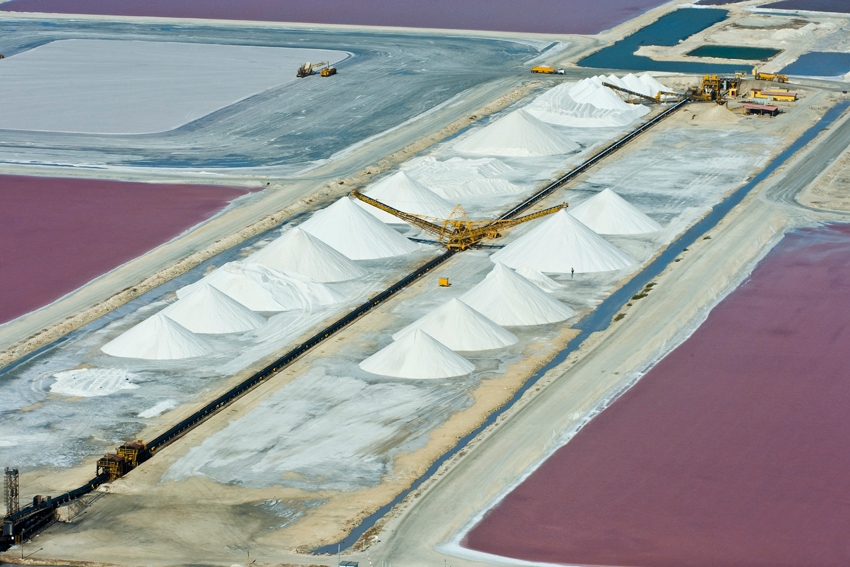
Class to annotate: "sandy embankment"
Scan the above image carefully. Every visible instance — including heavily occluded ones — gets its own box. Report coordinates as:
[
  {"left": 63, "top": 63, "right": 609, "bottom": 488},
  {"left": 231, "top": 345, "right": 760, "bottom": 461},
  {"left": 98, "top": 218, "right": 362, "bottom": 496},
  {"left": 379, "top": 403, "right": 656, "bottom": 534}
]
[
  {"left": 798, "top": 147, "right": 850, "bottom": 212},
  {"left": 0, "top": 79, "right": 543, "bottom": 370}
]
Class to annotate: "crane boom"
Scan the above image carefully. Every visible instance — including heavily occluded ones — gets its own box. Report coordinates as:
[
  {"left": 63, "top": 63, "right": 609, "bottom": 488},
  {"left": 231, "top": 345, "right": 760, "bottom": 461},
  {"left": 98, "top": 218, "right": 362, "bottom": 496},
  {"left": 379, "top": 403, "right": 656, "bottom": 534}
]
[
  {"left": 602, "top": 82, "right": 680, "bottom": 104},
  {"left": 350, "top": 190, "right": 567, "bottom": 250}
]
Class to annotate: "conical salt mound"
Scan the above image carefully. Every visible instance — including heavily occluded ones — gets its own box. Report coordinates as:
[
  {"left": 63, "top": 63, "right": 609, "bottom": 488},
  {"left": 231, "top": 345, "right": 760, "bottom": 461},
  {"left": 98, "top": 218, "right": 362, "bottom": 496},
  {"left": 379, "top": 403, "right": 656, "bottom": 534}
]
[
  {"left": 640, "top": 74, "right": 671, "bottom": 96},
  {"left": 299, "top": 197, "right": 418, "bottom": 260},
  {"left": 178, "top": 262, "right": 344, "bottom": 312},
  {"left": 526, "top": 79, "right": 649, "bottom": 128},
  {"left": 102, "top": 313, "right": 214, "bottom": 360},
  {"left": 161, "top": 284, "right": 265, "bottom": 334},
  {"left": 460, "top": 263, "right": 574, "bottom": 326},
  {"left": 358, "top": 171, "right": 456, "bottom": 223},
  {"left": 360, "top": 329, "right": 475, "bottom": 379},
  {"left": 248, "top": 228, "right": 365, "bottom": 282},
  {"left": 516, "top": 267, "right": 562, "bottom": 293},
  {"left": 454, "top": 109, "right": 580, "bottom": 157},
  {"left": 569, "top": 189, "right": 662, "bottom": 235},
  {"left": 393, "top": 298, "right": 517, "bottom": 351},
  {"left": 492, "top": 210, "right": 634, "bottom": 274}
]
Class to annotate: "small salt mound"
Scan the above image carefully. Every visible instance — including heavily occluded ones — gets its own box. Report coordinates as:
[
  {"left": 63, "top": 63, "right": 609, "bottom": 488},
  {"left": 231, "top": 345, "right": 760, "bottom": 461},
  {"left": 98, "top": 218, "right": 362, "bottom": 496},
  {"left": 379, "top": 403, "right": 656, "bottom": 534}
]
[
  {"left": 299, "top": 197, "right": 418, "bottom": 260},
  {"left": 460, "top": 263, "right": 574, "bottom": 326},
  {"left": 526, "top": 79, "right": 649, "bottom": 128},
  {"left": 516, "top": 267, "right": 563, "bottom": 293},
  {"left": 492, "top": 210, "right": 634, "bottom": 274},
  {"left": 360, "top": 329, "right": 475, "bottom": 379},
  {"left": 51, "top": 368, "right": 139, "bottom": 397},
  {"left": 162, "top": 284, "right": 265, "bottom": 334},
  {"left": 569, "top": 188, "right": 662, "bottom": 235},
  {"left": 403, "top": 157, "right": 524, "bottom": 199},
  {"left": 640, "top": 73, "right": 672, "bottom": 96},
  {"left": 358, "top": 171, "right": 456, "bottom": 223},
  {"left": 138, "top": 399, "right": 178, "bottom": 418},
  {"left": 178, "top": 262, "right": 344, "bottom": 312},
  {"left": 454, "top": 109, "right": 579, "bottom": 157},
  {"left": 393, "top": 298, "right": 517, "bottom": 351},
  {"left": 102, "top": 313, "right": 214, "bottom": 360},
  {"left": 248, "top": 228, "right": 365, "bottom": 282}
]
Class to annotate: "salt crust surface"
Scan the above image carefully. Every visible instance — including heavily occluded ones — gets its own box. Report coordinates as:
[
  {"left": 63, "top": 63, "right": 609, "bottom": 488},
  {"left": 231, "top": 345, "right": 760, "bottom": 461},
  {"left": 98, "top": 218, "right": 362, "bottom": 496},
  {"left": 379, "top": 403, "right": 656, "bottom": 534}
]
[
  {"left": 492, "top": 210, "right": 634, "bottom": 274},
  {"left": 454, "top": 109, "right": 580, "bottom": 157},
  {"left": 359, "top": 171, "right": 456, "bottom": 222},
  {"left": 299, "top": 197, "right": 419, "bottom": 260},
  {"left": 178, "top": 261, "right": 344, "bottom": 312},
  {"left": 101, "top": 313, "right": 214, "bottom": 360},
  {"left": 360, "top": 329, "right": 475, "bottom": 379},
  {"left": 161, "top": 284, "right": 266, "bottom": 334},
  {"left": 248, "top": 228, "right": 366, "bottom": 282},
  {"left": 515, "top": 267, "right": 563, "bottom": 293},
  {"left": 393, "top": 298, "right": 518, "bottom": 351},
  {"left": 570, "top": 188, "right": 663, "bottom": 235},
  {"left": 138, "top": 399, "right": 178, "bottom": 418},
  {"left": 50, "top": 368, "right": 139, "bottom": 397},
  {"left": 0, "top": 39, "right": 346, "bottom": 134},
  {"left": 403, "top": 157, "right": 525, "bottom": 199},
  {"left": 461, "top": 263, "right": 574, "bottom": 326}
]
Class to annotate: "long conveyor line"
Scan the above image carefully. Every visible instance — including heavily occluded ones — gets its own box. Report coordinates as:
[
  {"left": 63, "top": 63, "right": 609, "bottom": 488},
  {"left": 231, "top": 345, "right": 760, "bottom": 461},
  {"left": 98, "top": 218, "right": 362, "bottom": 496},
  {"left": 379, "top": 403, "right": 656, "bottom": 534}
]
[{"left": 1, "top": 99, "right": 687, "bottom": 550}]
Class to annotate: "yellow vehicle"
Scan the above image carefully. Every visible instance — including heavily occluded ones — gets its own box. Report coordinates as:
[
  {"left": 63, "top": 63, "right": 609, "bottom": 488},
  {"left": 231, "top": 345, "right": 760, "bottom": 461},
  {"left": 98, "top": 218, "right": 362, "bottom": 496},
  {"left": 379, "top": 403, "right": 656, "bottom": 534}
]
[
  {"left": 752, "top": 67, "right": 788, "bottom": 83},
  {"left": 320, "top": 66, "right": 337, "bottom": 77},
  {"left": 531, "top": 65, "right": 565, "bottom": 75}
]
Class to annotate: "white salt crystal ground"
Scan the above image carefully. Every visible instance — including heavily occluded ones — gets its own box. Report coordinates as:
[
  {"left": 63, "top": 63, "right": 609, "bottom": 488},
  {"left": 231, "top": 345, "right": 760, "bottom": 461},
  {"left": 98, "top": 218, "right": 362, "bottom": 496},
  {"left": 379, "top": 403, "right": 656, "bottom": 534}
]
[
  {"left": 0, "top": 39, "right": 347, "bottom": 134},
  {"left": 50, "top": 368, "right": 139, "bottom": 397},
  {"left": 392, "top": 298, "right": 517, "bottom": 351},
  {"left": 248, "top": 228, "right": 366, "bottom": 282},
  {"left": 569, "top": 188, "right": 663, "bottom": 235}
]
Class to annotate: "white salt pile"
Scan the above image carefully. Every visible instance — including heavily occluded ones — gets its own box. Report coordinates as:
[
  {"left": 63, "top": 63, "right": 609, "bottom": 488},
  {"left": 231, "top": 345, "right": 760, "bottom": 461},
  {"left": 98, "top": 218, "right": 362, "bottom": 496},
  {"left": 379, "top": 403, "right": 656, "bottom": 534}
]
[
  {"left": 393, "top": 298, "right": 517, "bottom": 351},
  {"left": 526, "top": 77, "right": 649, "bottom": 128},
  {"left": 51, "top": 368, "right": 139, "bottom": 397},
  {"left": 460, "top": 263, "right": 574, "bottom": 326},
  {"left": 454, "top": 109, "right": 579, "bottom": 157},
  {"left": 516, "top": 267, "right": 563, "bottom": 293},
  {"left": 162, "top": 284, "right": 265, "bottom": 334},
  {"left": 248, "top": 228, "right": 366, "bottom": 282},
  {"left": 492, "top": 210, "right": 634, "bottom": 274},
  {"left": 178, "top": 262, "right": 344, "bottom": 312},
  {"left": 358, "top": 171, "right": 456, "bottom": 223},
  {"left": 569, "top": 188, "right": 662, "bottom": 235},
  {"left": 299, "top": 197, "right": 418, "bottom": 260},
  {"left": 593, "top": 73, "right": 672, "bottom": 99},
  {"left": 138, "top": 399, "right": 178, "bottom": 418},
  {"left": 102, "top": 313, "right": 214, "bottom": 360},
  {"left": 360, "top": 329, "right": 475, "bottom": 379},
  {"left": 403, "top": 157, "right": 525, "bottom": 199}
]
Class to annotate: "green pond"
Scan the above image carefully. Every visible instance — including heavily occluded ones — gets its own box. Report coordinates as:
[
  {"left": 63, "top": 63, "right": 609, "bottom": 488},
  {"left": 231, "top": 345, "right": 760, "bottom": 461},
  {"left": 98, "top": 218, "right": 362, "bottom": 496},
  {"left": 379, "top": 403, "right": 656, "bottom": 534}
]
[{"left": 687, "top": 45, "right": 780, "bottom": 60}]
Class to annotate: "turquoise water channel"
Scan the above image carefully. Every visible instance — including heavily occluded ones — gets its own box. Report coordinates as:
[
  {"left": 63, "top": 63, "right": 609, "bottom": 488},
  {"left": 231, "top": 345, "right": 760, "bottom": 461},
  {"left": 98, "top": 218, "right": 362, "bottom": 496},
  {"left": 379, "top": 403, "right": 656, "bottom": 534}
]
[
  {"left": 782, "top": 52, "right": 850, "bottom": 77},
  {"left": 687, "top": 45, "right": 780, "bottom": 60}
]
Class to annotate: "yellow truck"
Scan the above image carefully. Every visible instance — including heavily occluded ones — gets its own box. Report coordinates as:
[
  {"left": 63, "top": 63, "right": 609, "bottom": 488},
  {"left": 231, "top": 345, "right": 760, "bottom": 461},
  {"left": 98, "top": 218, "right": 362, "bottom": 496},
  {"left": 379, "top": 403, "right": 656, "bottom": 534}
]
[{"left": 531, "top": 65, "right": 565, "bottom": 75}]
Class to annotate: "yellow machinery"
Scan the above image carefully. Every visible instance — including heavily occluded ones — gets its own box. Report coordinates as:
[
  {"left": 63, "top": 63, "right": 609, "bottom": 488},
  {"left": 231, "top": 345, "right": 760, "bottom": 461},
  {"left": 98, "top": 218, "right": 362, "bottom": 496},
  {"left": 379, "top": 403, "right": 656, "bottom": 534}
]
[
  {"left": 351, "top": 190, "right": 567, "bottom": 250},
  {"left": 602, "top": 82, "right": 681, "bottom": 104},
  {"left": 438, "top": 278, "right": 451, "bottom": 287},
  {"left": 297, "top": 61, "right": 330, "bottom": 78},
  {"left": 320, "top": 66, "right": 337, "bottom": 77},
  {"left": 96, "top": 440, "right": 147, "bottom": 481},
  {"left": 686, "top": 75, "right": 742, "bottom": 102},
  {"left": 531, "top": 65, "right": 556, "bottom": 74},
  {"left": 752, "top": 67, "right": 788, "bottom": 83}
]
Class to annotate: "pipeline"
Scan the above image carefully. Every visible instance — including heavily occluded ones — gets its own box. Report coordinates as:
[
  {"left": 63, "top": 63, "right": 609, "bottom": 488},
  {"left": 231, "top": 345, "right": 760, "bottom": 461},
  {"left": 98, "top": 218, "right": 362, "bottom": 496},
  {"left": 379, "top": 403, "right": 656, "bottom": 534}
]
[{"left": 1, "top": 100, "right": 686, "bottom": 551}]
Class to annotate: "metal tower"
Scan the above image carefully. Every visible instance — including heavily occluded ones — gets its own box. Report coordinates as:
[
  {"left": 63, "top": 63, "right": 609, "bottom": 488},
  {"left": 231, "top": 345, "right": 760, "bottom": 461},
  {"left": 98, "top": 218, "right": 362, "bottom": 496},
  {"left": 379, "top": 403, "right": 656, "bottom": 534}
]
[{"left": 4, "top": 467, "right": 19, "bottom": 517}]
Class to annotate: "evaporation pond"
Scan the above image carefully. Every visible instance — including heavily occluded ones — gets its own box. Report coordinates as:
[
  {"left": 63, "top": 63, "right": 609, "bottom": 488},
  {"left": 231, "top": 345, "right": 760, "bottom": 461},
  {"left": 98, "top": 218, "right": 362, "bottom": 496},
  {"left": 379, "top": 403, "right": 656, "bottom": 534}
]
[
  {"left": 0, "top": 39, "right": 347, "bottom": 134},
  {"left": 782, "top": 52, "right": 850, "bottom": 77},
  {"left": 687, "top": 45, "right": 780, "bottom": 60},
  {"left": 465, "top": 223, "right": 850, "bottom": 567}
]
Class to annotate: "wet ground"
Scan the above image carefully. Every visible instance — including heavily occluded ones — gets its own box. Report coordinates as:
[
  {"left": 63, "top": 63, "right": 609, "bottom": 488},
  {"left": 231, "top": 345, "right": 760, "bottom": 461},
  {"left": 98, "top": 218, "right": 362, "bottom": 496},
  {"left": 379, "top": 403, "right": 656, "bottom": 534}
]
[
  {"left": 0, "top": 0, "right": 671, "bottom": 35},
  {"left": 0, "top": 175, "right": 246, "bottom": 325},
  {"left": 465, "top": 223, "right": 850, "bottom": 567}
]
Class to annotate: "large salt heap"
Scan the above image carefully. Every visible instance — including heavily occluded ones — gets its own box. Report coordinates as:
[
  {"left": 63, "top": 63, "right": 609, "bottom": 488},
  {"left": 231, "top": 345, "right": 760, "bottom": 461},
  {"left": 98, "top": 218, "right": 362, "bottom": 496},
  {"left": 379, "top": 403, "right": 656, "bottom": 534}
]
[
  {"left": 492, "top": 210, "right": 634, "bottom": 274},
  {"left": 393, "top": 298, "right": 517, "bottom": 351},
  {"left": 460, "top": 263, "right": 574, "bottom": 326},
  {"left": 162, "top": 284, "right": 265, "bottom": 334},
  {"left": 178, "top": 262, "right": 343, "bottom": 312},
  {"left": 358, "top": 171, "right": 456, "bottom": 223},
  {"left": 454, "top": 109, "right": 579, "bottom": 157},
  {"left": 248, "top": 228, "right": 365, "bottom": 282},
  {"left": 102, "top": 313, "right": 214, "bottom": 360},
  {"left": 360, "top": 329, "right": 475, "bottom": 379},
  {"left": 299, "top": 197, "right": 418, "bottom": 260},
  {"left": 516, "top": 267, "right": 562, "bottom": 293},
  {"left": 403, "top": 157, "right": 525, "bottom": 199},
  {"left": 526, "top": 78, "right": 649, "bottom": 128},
  {"left": 569, "top": 188, "right": 662, "bottom": 235}
]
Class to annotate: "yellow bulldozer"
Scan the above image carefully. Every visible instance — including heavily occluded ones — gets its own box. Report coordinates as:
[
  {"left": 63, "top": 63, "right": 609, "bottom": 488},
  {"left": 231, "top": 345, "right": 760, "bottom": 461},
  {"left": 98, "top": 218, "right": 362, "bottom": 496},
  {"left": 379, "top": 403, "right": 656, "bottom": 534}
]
[{"left": 297, "top": 61, "right": 336, "bottom": 78}]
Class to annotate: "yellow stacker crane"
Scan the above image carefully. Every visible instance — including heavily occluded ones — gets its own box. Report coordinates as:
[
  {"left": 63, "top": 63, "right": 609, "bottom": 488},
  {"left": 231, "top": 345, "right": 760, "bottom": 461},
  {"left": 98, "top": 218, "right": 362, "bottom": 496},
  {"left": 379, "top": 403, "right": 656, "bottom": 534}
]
[
  {"left": 350, "top": 190, "right": 567, "bottom": 250},
  {"left": 752, "top": 67, "right": 788, "bottom": 83},
  {"left": 602, "top": 82, "right": 681, "bottom": 104},
  {"left": 297, "top": 61, "right": 336, "bottom": 78},
  {"left": 685, "top": 74, "right": 743, "bottom": 102}
]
